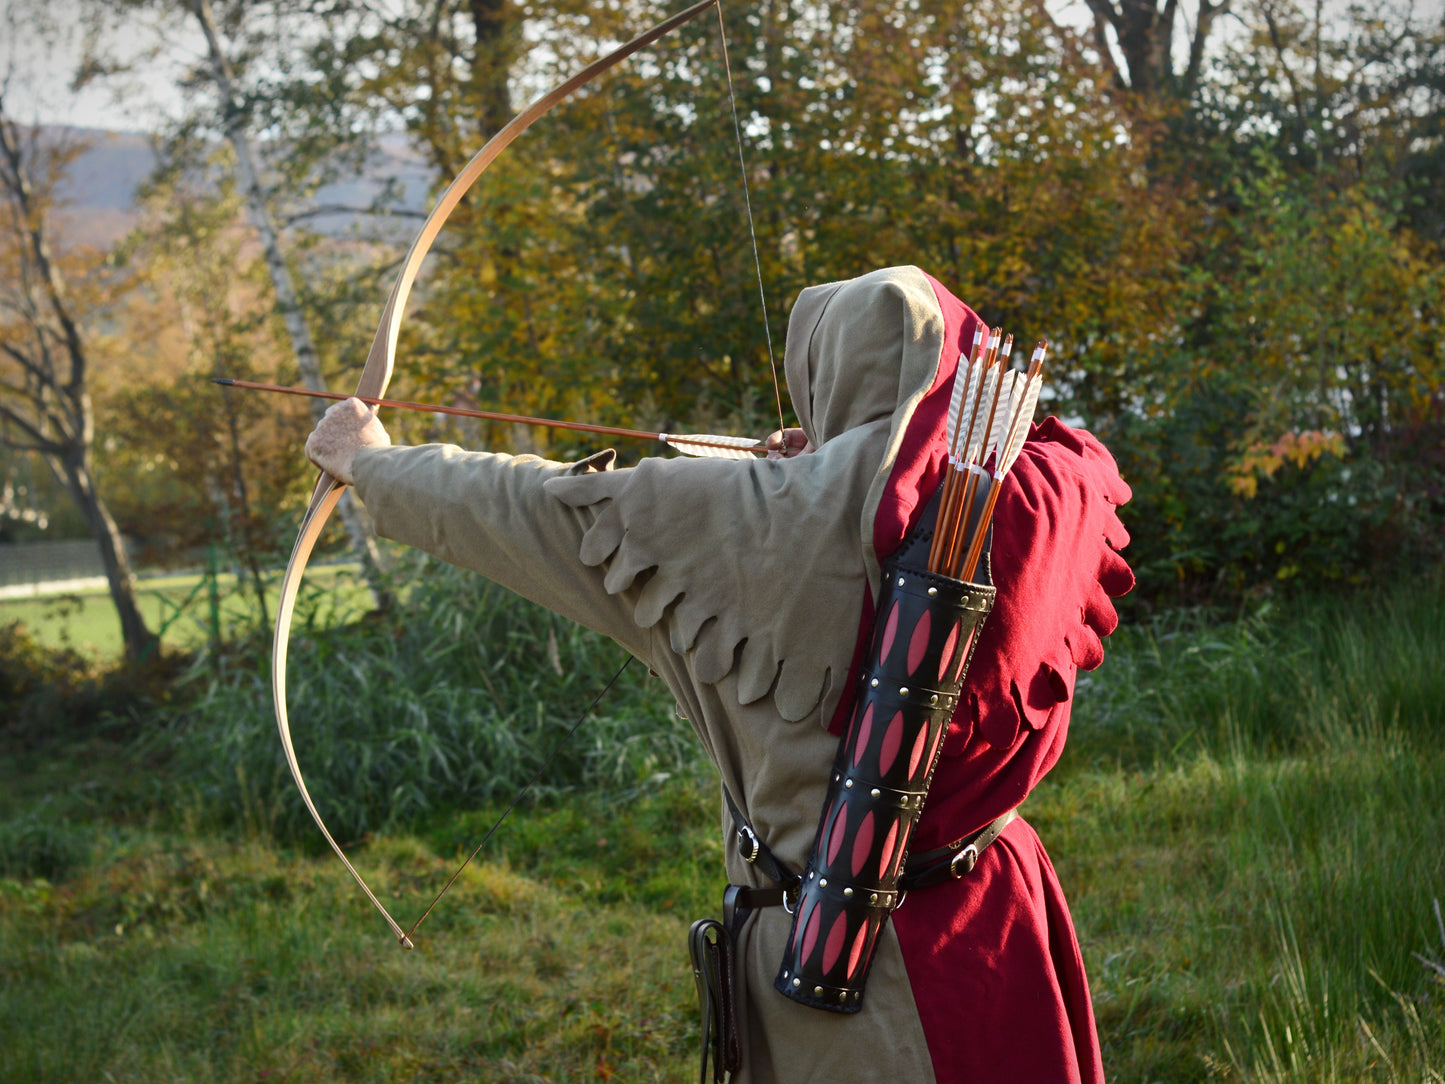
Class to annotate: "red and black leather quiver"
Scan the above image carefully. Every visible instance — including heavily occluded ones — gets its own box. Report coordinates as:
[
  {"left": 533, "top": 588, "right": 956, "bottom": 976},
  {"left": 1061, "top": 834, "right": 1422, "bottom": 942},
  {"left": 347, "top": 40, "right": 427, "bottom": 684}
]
[{"left": 775, "top": 558, "right": 994, "bottom": 1012}]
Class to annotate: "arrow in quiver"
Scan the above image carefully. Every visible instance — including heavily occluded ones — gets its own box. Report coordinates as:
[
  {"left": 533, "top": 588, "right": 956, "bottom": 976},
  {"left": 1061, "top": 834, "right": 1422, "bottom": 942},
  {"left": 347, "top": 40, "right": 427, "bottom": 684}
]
[{"left": 775, "top": 559, "right": 995, "bottom": 1012}]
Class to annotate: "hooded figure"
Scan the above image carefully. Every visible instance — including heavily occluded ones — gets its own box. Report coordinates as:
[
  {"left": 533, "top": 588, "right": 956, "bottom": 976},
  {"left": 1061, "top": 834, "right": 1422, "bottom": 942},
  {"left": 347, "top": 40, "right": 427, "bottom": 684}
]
[{"left": 327, "top": 266, "right": 1134, "bottom": 1082}]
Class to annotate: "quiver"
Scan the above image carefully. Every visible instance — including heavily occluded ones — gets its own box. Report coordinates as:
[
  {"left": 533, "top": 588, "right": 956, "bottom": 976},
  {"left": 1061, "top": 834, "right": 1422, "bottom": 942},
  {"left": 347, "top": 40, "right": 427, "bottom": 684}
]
[{"left": 775, "top": 555, "right": 994, "bottom": 1013}]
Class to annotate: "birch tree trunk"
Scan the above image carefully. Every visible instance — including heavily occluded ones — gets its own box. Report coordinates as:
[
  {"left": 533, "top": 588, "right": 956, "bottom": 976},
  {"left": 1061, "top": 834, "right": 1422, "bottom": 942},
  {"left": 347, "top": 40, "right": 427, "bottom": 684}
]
[{"left": 188, "top": 0, "right": 393, "bottom": 611}]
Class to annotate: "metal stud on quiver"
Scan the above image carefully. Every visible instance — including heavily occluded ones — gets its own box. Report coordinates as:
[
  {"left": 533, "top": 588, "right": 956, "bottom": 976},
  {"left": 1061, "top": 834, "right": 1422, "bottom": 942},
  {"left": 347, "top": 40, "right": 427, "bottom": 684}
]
[{"left": 775, "top": 558, "right": 994, "bottom": 1012}]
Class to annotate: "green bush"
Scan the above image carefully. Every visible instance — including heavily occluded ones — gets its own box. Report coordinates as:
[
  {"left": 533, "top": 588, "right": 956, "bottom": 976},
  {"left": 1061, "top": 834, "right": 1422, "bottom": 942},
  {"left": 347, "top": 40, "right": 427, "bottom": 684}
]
[
  {"left": 0, "top": 620, "right": 187, "bottom": 748},
  {"left": 0, "top": 814, "right": 91, "bottom": 881},
  {"left": 0, "top": 621, "right": 96, "bottom": 745},
  {"left": 1103, "top": 167, "right": 1445, "bottom": 609}
]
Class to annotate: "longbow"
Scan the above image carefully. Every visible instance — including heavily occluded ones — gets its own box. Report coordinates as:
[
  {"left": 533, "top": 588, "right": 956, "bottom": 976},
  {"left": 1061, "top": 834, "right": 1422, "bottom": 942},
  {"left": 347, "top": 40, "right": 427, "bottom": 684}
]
[{"left": 271, "top": 0, "right": 736, "bottom": 948}]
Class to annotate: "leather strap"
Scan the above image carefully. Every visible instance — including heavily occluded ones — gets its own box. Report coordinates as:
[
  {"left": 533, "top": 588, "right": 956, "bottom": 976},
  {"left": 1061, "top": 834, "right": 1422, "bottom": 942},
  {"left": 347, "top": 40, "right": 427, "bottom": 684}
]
[
  {"left": 724, "top": 788, "right": 801, "bottom": 891},
  {"left": 900, "top": 809, "right": 1019, "bottom": 888},
  {"left": 724, "top": 786, "right": 1017, "bottom": 896},
  {"left": 689, "top": 798, "right": 795, "bottom": 1084},
  {"left": 700, "top": 799, "right": 1013, "bottom": 1079},
  {"left": 689, "top": 916, "right": 741, "bottom": 1083}
]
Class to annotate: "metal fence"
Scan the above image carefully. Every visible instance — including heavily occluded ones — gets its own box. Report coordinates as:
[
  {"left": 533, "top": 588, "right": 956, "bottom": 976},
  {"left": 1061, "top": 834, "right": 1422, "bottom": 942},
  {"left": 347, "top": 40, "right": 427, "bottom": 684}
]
[{"left": 0, "top": 539, "right": 107, "bottom": 588}]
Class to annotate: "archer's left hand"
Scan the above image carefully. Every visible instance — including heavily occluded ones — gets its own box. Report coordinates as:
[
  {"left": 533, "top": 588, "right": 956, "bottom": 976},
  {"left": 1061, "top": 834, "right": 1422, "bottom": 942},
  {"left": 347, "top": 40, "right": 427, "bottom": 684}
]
[{"left": 305, "top": 398, "right": 391, "bottom": 485}]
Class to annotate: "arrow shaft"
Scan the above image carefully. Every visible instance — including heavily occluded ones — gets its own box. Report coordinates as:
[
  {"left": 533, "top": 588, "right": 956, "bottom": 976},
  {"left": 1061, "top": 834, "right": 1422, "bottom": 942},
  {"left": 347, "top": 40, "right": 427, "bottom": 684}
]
[{"left": 215, "top": 377, "right": 765, "bottom": 455}]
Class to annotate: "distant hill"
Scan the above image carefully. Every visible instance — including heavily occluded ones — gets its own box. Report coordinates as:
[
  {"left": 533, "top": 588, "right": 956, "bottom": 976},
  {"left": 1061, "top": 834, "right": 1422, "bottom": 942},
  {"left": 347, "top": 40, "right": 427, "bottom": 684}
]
[
  {"left": 47, "top": 128, "right": 156, "bottom": 247},
  {"left": 54, "top": 129, "right": 154, "bottom": 210},
  {"left": 40, "top": 125, "right": 431, "bottom": 250}
]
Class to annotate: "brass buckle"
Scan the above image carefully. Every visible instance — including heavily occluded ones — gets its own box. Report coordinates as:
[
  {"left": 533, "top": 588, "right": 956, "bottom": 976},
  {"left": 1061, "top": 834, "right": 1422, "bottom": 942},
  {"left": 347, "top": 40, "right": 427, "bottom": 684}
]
[{"left": 737, "top": 823, "right": 761, "bottom": 864}]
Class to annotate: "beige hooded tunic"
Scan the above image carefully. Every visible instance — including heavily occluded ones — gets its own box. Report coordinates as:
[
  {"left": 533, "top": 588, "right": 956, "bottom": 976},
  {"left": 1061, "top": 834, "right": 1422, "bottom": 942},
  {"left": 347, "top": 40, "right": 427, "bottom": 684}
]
[{"left": 352, "top": 266, "right": 958, "bottom": 1079}]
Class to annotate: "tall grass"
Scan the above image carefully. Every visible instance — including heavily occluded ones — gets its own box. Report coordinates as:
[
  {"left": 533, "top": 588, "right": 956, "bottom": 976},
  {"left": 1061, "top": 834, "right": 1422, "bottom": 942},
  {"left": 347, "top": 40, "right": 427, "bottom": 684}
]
[
  {"left": 1069, "top": 579, "right": 1445, "bottom": 765},
  {"left": 1049, "top": 573, "right": 1445, "bottom": 1081},
  {"left": 170, "top": 558, "right": 702, "bottom": 843}
]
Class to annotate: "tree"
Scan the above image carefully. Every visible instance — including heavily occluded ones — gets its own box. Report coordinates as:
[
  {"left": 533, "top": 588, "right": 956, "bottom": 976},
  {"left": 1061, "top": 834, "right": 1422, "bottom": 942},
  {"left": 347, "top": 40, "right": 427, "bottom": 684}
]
[
  {"left": 99, "top": 161, "right": 323, "bottom": 624},
  {"left": 1065, "top": 0, "right": 1231, "bottom": 99},
  {"left": 40, "top": 0, "right": 1440, "bottom": 608},
  {"left": 179, "top": 0, "right": 397, "bottom": 608},
  {"left": 1104, "top": 0, "right": 1445, "bottom": 599},
  {"left": 1195, "top": 0, "right": 1445, "bottom": 187},
  {"left": 0, "top": 106, "right": 157, "bottom": 658}
]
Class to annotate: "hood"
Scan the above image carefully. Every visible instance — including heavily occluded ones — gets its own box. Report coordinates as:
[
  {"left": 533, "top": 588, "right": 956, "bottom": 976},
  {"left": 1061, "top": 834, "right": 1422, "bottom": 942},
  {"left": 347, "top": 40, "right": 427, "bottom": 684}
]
[{"left": 546, "top": 266, "right": 983, "bottom": 722}]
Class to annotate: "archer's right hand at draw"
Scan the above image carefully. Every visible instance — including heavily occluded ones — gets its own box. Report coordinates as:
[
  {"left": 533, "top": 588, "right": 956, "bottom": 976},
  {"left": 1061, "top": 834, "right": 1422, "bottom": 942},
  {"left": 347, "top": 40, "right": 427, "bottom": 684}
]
[{"left": 765, "top": 427, "right": 813, "bottom": 459}]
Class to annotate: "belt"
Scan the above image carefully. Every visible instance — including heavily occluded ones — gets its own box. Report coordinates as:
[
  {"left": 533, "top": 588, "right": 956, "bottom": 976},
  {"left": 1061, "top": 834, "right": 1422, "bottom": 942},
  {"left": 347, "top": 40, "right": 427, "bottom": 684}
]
[
  {"left": 901, "top": 808, "right": 1020, "bottom": 887},
  {"left": 725, "top": 788, "right": 1018, "bottom": 895}
]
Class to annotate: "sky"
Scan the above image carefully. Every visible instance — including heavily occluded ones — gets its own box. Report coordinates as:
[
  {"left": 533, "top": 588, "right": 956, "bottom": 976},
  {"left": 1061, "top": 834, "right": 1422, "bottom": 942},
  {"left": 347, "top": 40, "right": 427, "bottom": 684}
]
[{"left": 1, "top": 0, "right": 193, "bottom": 131}]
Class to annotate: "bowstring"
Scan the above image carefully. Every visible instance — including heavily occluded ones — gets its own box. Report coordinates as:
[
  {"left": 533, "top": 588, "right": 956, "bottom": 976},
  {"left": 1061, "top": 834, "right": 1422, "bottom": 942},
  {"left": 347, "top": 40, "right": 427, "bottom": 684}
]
[{"left": 714, "top": 2, "right": 786, "bottom": 437}]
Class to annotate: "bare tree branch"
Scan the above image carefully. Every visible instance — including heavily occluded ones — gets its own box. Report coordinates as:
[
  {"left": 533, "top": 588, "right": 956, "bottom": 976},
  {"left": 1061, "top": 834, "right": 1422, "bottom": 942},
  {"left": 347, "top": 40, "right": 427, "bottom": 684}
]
[
  {"left": 278, "top": 202, "right": 428, "bottom": 226},
  {"left": 0, "top": 111, "right": 88, "bottom": 396},
  {"left": 0, "top": 94, "right": 156, "bottom": 658},
  {"left": 0, "top": 398, "right": 64, "bottom": 452},
  {"left": 1261, "top": 0, "right": 1315, "bottom": 161},
  {"left": 1185, "top": 0, "right": 1232, "bottom": 99},
  {"left": 1084, "top": 0, "right": 1125, "bottom": 34},
  {"left": 0, "top": 338, "right": 53, "bottom": 388}
]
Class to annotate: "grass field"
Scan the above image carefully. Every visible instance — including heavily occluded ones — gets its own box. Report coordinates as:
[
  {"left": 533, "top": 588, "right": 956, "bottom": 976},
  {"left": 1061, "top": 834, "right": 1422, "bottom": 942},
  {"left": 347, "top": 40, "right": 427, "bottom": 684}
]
[
  {"left": 0, "top": 564, "right": 374, "bottom": 658},
  {"left": 2, "top": 567, "right": 1443, "bottom": 1081}
]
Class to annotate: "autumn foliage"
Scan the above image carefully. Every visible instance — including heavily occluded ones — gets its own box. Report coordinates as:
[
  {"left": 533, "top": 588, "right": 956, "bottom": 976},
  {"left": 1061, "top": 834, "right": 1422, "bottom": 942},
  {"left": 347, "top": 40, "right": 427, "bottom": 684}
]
[{"left": 4, "top": 0, "right": 1442, "bottom": 609}]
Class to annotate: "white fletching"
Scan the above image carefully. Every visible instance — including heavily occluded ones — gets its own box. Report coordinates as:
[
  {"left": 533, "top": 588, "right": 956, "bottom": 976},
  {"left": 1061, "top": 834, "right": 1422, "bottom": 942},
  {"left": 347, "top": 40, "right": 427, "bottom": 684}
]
[
  {"left": 984, "top": 369, "right": 1022, "bottom": 462},
  {"left": 946, "top": 359, "right": 983, "bottom": 459},
  {"left": 662, "top": 433, "right": 765, "bottom": 460},
  {"left": 964, "top": 363, "right": 1002, "bottom": 463},
  {"left": 944, "top": 364, "right": 969, "bottom": 457},
  {"left": 946, "top": 329, "right": 987, "bottom": 455},
  {"left": 1000, "top": 373, "right": 1044, "bottom": 474}
]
